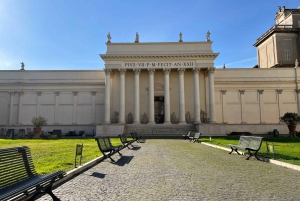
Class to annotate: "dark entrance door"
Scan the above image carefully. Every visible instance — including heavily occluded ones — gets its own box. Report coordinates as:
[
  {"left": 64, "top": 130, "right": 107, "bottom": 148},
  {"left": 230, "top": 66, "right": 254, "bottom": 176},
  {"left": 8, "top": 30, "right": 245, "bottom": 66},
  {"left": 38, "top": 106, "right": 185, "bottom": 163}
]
[{"left": 154, "top": 96, "right": 164, "bottom": 124}]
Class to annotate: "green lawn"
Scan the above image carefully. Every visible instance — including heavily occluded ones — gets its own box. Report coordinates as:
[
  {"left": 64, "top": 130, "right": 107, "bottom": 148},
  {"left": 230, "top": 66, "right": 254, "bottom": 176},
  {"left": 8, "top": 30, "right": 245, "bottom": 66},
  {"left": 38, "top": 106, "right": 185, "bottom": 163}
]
[
  {"left": 202, "top": 137, "right": 300, "bottom": 166},
  {"left": 0, "top": 138, "right": 123, "bottom": 174}
]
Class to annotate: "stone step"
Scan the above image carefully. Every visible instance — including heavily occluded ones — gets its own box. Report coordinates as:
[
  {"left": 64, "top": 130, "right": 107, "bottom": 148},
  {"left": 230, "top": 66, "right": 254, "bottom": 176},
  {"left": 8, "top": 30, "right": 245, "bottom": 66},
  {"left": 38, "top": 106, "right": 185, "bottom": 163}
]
[{"left": 124, "top": 124, "right": 197, "bottom": 138}]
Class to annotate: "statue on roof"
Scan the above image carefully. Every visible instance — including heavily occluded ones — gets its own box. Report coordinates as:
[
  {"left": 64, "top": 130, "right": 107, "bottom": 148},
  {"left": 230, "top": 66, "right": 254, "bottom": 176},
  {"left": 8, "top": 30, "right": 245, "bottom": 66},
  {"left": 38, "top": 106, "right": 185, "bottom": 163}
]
[
  {"left": 295, "top": 59, "right": 299, "bottom": 68},
  {"left": 206, "top": 30, "right": 211, "bottom": 41},
  {"left": 135, "top": 32, "right": 139, "bottom": 43},
  {"left": 20, "top": 62, "right": 25, "bottom": 70},
  {"left": 179, "top": 32, "right": 183, "bottom": 42},
  {"left": 223, "top": 64, "right": 226, "bottom": 69},
  {"left": 278, "top": 6, "right": 281, "bottom": 12},
  {"left": 107, "top": 32, "right": 111, "bottom": 43}
]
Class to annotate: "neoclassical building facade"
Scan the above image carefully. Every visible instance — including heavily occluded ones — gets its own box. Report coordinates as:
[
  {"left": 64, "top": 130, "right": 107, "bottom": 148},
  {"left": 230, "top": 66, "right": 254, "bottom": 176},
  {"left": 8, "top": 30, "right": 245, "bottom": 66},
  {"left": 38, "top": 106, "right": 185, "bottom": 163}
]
[{"left": 1, "top": 6, "right": 300, "bottom": 136}]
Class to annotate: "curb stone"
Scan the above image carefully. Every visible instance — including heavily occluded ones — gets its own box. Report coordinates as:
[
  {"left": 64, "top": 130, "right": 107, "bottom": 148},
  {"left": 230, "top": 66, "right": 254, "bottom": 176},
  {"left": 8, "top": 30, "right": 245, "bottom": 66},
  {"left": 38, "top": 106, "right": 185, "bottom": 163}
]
[{"left": 202, "top": 142, "right": 300, "bottom": 172}]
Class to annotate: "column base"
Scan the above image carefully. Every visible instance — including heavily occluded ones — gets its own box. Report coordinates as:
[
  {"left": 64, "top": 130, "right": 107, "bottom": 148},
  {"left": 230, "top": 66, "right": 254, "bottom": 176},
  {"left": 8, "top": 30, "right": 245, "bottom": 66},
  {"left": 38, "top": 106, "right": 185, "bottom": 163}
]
[
  {"left": 193, "top": 121, "right": 201, "bottom": 124},
  {"left": 163, "top": 121, "right": 172, "bottom": 125},
  {"left": 179, "top": 122, "right": 187, "bottom": 125},
  {"left": 133, "top": 122, "right": 140, "bottom": 124},
  {"left": 103, "top": 122, "right": 111, "bottom": 125},
  {"left": 16, "top": 123, "right": 23, "bottom": 126}
]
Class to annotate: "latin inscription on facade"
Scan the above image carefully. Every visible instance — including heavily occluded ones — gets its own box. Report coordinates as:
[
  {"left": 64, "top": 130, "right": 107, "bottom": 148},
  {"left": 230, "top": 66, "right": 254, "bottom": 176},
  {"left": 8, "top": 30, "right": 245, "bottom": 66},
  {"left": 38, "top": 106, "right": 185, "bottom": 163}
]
[{"left": 123, "top": 61, "right": 195, "bottom": 69}]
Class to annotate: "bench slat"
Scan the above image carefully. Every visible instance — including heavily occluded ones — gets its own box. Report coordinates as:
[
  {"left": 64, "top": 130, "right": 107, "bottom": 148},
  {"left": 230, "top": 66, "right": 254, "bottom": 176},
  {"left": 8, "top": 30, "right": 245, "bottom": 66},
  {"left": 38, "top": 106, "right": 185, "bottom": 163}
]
[{"left": 0, "top": 146, "right": 65, "bottom": 201}]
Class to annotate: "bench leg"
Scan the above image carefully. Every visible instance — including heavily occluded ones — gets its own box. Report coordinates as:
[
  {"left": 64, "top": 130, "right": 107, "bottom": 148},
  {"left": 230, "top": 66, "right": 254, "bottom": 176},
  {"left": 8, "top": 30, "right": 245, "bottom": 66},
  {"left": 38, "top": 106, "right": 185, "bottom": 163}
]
[
  {"left": 229, "top": 148, "right": 241, "bottom": 155},
  {"left": 44, "top": 185, "right": 60, "bottom": 201},
  {"left": 27, "top": 185, "right": 60, "bottom": 201}
]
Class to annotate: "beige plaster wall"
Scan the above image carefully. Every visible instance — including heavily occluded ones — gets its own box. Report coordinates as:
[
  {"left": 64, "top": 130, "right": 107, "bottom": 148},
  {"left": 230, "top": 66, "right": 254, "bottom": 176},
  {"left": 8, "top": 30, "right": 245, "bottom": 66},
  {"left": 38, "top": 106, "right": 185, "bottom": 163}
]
[
  {"left": 0, "top": 70, "right": 105, "bottom": 127},
  {"left": 214, "top": 68, "right": 299, "bottom": 124}
]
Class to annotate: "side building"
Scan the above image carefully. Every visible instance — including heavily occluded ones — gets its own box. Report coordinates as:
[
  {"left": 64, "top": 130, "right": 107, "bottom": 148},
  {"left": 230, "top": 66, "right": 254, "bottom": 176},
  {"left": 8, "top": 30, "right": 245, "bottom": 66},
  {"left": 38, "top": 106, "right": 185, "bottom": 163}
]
[{"left": 254, "top": 6, "right": 300, "bottom": 68}]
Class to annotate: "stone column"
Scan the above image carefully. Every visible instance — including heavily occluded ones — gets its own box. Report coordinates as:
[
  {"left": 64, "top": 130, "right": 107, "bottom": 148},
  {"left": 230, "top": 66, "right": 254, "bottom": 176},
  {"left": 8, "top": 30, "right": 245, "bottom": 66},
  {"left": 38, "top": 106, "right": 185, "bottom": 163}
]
[
  {"left": 276, "top": 89, "right": 283, "bottom": 123},
  {"left": 91, "top": 91, "right": 96, "bottom": 124},
  {"left": 204, "top": 71, "right": 209, "bottom": 120},
  {"left": 54, "top": 91, "right": 60, "bottom": 125},
  {"left": 133, "top": 69, "right": 141, "bottom": 124},
  {"left": 193, "top": 68, "right": 201, "bottom": 124},
  {"left": 36, "top": 91, "right": 42, "bottom": 117},
  {"left": 17, "top": 91, "right": 24, "bottom": 125},
  {"left": 239, "top": 90, "right": 246, "bottom": 124},
  {"left": 178, "top": 68, "right": 186, "bottom": 124},
  {"left": 72, "top": 91, "right": 78, "bottom": 125},
  {"left": 258, "top": 90, "right": 265, "bottom": 124},
  {"left": 221, "top": 90, "right": 227, "bottom": 123},
  {"left": 148, "top": 68, "right": 155, "bottom": 124},
  {"left": 163, "top": 68, "right": 171, "bottom": 124},
  {"left": 296, "top": 89, "right": 300, "bottom": 115},
  {"left": 104, "top": 69, "right": 112, "bottom": 124},
  {"left": 119, "top": 69, "right": 126, "bottom": 124},
  {"left": 9, "top": 91, "right": 15, "bottom": 125},
  {"left": 208, "top": 68, "right": 216, "bottom": 123}
]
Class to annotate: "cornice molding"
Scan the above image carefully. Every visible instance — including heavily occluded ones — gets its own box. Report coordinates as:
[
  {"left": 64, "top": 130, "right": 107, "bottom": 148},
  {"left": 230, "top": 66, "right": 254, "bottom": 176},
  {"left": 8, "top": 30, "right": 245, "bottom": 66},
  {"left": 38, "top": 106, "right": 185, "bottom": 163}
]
[{"left": 100, "top": 54, "right": 219, "bottom": 60}]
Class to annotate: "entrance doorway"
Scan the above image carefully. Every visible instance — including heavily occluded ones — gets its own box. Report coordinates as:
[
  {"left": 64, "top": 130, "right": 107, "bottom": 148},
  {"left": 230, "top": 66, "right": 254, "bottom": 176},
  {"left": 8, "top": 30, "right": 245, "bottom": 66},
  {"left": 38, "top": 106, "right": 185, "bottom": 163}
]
[{"left": 154, "top": 96, "right": 164, "bottom": 124}]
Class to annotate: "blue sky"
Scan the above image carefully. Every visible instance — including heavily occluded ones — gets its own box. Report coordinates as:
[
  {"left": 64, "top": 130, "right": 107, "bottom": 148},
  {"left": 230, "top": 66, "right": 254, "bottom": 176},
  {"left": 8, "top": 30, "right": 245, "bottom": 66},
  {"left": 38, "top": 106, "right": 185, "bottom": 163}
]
[{"left": 0, "top": 0, "right": 299, "bottom": 70}]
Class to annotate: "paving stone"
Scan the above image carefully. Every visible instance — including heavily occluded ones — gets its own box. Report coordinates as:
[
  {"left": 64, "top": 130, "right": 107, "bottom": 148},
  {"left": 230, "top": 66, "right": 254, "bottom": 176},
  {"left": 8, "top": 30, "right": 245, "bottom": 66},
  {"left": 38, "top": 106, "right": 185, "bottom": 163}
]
[{"left": 37, "top": 140, "right": 300, "bottom": 200}]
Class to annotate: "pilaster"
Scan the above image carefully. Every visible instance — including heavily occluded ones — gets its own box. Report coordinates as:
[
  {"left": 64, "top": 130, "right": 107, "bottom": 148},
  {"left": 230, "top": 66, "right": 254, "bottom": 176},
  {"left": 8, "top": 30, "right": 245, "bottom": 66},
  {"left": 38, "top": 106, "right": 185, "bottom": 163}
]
[
  {"left": 72, "top": 91, "right": 78, "bottom": 125},
  {"left": 258, "top": 89, "right": 265, "bottom": 124}
]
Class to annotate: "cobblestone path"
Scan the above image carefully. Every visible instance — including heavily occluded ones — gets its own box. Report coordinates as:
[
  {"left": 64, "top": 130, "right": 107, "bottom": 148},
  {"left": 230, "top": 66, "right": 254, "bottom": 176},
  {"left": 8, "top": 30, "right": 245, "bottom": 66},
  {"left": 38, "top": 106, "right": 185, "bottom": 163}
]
[{"left": 38, "top": 139, "right": 300, "bottom": 201}]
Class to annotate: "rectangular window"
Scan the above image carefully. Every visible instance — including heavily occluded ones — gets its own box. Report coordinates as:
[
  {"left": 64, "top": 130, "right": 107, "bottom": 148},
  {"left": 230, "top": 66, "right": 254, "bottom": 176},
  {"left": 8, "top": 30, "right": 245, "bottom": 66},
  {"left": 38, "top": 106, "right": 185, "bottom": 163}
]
[{"left": 285, "top": 50, "right": 290, "bottom": 60}]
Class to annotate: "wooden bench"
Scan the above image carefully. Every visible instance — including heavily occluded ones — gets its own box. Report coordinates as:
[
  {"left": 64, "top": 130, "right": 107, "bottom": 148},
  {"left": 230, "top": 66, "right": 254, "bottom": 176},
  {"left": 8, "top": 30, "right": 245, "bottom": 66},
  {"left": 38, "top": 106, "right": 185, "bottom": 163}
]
[
  {"left": 228, "top": 136, "right": 263, "bottom": 160},
  {"left": 0, "top": 146, "right": 65, "bottom": 201},
  {"left": 95, "top": 137, "right": 123, "bottom": 162},
  {"left": 119, "top": 134, "right": 135, "bottom": 149}
]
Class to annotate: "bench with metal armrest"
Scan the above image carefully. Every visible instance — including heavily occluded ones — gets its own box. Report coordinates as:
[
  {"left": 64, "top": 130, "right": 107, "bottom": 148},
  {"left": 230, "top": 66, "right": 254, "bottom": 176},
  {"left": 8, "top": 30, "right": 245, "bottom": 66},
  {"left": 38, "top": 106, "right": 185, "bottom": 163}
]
[
  {"left": 95, "top": 137, "right": 123, "bottom": 162},
  {"left": 0, "top": 146, "right": 65, "bottom": 201},
  {"left": 228, "top": 136, "right": 263, "bottom": 160}
]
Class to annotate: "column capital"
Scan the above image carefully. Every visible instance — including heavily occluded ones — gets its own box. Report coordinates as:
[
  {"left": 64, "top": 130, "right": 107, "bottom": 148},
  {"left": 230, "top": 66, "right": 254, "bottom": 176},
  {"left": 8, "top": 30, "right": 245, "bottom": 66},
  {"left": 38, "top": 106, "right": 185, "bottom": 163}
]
[
  {"left": 221, "top": 90, "right": 227, "bottom": 95},
  {"left": 91, "top": 91, "right": 97, "bottom": 96},
  {"left": 55, "top": 91, "right": 60, "bottom": 96},
  {"left": 163, "top": 68, "right": 171, "bottom": 75},
  {"left": 258, "top": 89, "right": 264, "bottom": 94},
  {"left": 73, "top": 91, "right": 78, "bottom": 96},
  {"left": 9, "top": 91, "right": 16, "bottom": 95},
  {"left": 296, "top": 89, "right": 300, "bottom": 94},
  {"left": 239, "top": 90, "right": 245, "bottom": 95},
  {"left": 178, "top": 68, "right": 185, "bottom": 75},
  {"left": 276, "top": 89, "right": 283, "bottom": 94},
  {"left": 37, "top": 91, "right": 42, "bottom": 96},
  {"left": 104, "top": 68, "right": 112, "bottom": 75},
  {"left": 207, "top": 67, "right": 215, "bottom": 74},
  {"left": 118, "top": 68, "right": 126, "bottom": 75},
  {"left": 148, "top": 68, "right": 155, "bottom": 75},
  {"left": 19, "top": 91, "right": 24, "bottom": 96},
  {"left": 192, "top": 68, "right": 201, "bottom": 74},
  {"left": 133, "top": 68, "right": 141, "bottom": 74}
]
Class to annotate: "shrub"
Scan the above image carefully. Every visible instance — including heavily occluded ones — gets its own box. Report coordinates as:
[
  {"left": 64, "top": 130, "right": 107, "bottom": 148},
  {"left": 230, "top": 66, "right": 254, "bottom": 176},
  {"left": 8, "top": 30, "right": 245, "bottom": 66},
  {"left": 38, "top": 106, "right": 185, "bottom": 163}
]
[
  {"left": 31, "top": 116, "right": 48, "bottom": 127},
  {"left": 279, "top": 112, "right": 300, "bottom": 125}
]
